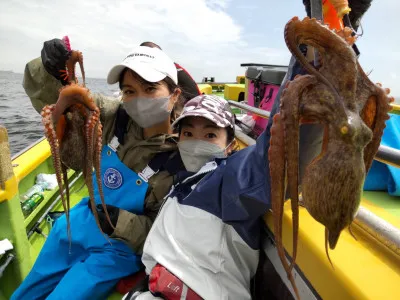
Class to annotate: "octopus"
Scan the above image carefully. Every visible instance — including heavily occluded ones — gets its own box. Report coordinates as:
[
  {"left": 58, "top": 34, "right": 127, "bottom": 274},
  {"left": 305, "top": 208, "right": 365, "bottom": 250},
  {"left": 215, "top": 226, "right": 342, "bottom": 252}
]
[
  {"left": 41, "top": 49, "right": 113, "bottom": 240},
  {"left": 268, "top": 16, "right": 393, "bottom": 298}
]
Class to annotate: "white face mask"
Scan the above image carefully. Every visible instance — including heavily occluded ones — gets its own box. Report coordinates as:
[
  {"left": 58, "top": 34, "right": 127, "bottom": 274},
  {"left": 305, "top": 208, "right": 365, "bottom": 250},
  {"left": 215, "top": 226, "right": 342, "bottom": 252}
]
[
  {"left": 123, "top": 96, "right": 172, "bottom": 128},
  {"left": 178, "top": 140, "right": 229, "bottom": 172}
]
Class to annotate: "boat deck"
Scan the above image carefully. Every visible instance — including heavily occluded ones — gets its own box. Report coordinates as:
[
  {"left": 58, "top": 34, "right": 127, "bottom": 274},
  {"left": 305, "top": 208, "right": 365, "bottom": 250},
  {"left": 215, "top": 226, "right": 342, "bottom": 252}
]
[{"left": 1, "top": 95, "right": 400, "bottom": 299}]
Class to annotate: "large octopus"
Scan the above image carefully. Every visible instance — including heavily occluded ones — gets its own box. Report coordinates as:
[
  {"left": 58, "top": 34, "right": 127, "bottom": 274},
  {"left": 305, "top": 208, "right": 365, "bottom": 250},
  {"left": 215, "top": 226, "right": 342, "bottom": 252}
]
[
  {"left": 41, "top": 49, "right": 113, "bottom": 240},
  {"left": 268, "top": 16, "right": 393, "bottom": 298}
]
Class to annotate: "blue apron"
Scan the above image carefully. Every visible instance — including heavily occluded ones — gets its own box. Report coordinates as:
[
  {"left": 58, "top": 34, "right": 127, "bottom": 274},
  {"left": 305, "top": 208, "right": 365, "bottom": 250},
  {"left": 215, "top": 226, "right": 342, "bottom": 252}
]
[
  {"left": 364, "top": 114, "right": 400, "bottom": 196},
  {"left": 12, "top": 137, "right": 154, "bottom": 300}
]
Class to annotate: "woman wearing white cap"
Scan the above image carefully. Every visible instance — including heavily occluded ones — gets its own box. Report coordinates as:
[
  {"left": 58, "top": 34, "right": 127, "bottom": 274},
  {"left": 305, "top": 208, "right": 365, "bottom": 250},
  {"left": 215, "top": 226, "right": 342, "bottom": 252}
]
[{"left": 12, "top": 41, "right": 191, "bottom": 300}]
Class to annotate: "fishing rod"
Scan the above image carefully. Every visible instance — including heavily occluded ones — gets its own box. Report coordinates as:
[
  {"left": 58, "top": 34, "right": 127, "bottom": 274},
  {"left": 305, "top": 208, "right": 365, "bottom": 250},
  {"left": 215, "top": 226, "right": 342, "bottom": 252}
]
[{"left": 0, "top": 253, "right": 15, "bottom": 279}]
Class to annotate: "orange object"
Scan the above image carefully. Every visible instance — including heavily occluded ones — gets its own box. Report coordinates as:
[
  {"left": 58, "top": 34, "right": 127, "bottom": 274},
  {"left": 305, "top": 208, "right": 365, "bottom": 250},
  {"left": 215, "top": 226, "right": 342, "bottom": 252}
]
[
  {"left": 322, "top": 0, "right": 344, "bottom": 31},
  {"left": 329, "top": 0, "right": 352, "bottom": 18}
]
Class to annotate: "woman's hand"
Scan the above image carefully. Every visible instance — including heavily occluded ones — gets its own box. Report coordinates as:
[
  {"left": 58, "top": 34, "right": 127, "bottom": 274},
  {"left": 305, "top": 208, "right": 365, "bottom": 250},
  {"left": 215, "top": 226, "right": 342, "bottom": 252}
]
[{"left": 88, "top": 202, "right": 120, "bottom": 235}]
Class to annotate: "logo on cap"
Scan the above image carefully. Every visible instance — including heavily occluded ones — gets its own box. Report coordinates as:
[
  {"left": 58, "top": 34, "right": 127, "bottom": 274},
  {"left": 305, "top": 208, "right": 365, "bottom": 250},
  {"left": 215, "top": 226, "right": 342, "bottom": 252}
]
[
  {"left": 125, "top": 53, "right": 155, "bottom": 60},
  {"left": 103, "top": 168, "right": 123, "bottom": 189}
]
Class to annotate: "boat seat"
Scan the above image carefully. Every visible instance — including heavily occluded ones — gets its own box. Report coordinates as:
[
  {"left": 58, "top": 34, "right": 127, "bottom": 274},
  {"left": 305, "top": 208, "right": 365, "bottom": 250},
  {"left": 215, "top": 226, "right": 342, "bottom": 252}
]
[
  {"left": 197, "top": 84, "right": 212, "bottom": 95},
  {"left": 245, "top": 66, "right": 287, "bottom": 85},
  {"left": 224, "top": 84, "right": 245, "bottom": 101}
]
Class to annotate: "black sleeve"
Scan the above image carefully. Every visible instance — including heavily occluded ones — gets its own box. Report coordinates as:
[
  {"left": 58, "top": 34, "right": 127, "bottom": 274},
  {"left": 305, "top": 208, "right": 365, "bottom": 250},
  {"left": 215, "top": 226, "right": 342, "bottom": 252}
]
[{"left": 41, "top": 38, "right": 71, "bottom": 85}]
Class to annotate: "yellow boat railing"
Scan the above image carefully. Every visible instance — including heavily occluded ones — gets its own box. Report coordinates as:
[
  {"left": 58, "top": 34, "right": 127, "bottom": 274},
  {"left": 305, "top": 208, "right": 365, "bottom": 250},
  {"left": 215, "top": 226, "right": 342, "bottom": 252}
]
[
  {"left": 11, "top": 137, "right": 46, "bottom": 161},
  {"left": 0, "top": 126, "right": 18, "bottom": 204}
]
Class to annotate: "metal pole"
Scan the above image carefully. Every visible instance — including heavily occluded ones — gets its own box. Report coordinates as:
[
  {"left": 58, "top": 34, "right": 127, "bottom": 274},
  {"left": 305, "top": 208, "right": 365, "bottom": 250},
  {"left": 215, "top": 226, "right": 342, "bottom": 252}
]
[
  {"left": 229, "top": 101, "right": 400, "bottom": 169},
  {"left": 375, "top": 145, "right": 400, "bottom": 168},
  {"left": 310, "top": 0, "right": 323, "bottom": 19},
  {"left": 354, "top": 206, "right": 400, "bottom": 258},
  {"left": 228, "top": 100, "right": 270, "bottom": 119},
  {"left": 0, "top": 254, "right": 15, "bottom": 278},
  {"left": 310, "top": 0, "right": 323, "bottom": 67}
]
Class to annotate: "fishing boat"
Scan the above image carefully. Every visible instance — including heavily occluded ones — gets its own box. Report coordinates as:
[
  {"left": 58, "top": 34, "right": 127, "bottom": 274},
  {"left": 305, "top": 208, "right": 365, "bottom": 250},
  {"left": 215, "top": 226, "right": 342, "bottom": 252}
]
[{"left": 1, "top": 64, "right": 399, "bottom": 300}]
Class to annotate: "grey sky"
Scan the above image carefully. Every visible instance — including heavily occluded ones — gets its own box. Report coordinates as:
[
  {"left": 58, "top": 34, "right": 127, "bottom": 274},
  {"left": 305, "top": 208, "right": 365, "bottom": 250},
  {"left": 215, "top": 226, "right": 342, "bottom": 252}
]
[{"left": 0, "top": 0, "right": 399, "bottom": 96}]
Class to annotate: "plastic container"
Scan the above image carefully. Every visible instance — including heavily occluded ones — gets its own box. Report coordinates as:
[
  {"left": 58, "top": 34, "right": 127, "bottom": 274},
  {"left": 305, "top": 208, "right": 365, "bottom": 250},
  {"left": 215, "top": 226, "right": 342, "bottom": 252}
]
[
  {"left": 20, "top": 181, "right": 48, "bottom": 202},
  {"left": 21, "top": 193, "right": 45, "bottom": 217}
]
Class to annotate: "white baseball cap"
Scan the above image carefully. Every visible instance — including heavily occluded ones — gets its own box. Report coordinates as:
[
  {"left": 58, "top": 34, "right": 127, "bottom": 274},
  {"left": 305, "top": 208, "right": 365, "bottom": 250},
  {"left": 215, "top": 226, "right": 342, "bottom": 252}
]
[{"left": 107, "top": 46, "right": 178, "bottom": 85}]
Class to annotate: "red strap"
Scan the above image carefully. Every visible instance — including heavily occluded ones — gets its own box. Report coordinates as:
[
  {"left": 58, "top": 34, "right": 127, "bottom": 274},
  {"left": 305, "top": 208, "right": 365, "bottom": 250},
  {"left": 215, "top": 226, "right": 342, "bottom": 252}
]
[
  {"left": 115, "top": 270, "right": 147, "bottom": 295},
  {"left": 149, "top": 264, "right": 202, "bottom": 300}
]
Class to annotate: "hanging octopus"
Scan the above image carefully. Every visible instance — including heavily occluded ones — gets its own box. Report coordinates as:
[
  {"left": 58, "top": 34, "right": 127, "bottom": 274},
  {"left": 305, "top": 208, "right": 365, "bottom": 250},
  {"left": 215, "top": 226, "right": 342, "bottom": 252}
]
[
  {"left": 41, "top": 48, "right": 113, "bottom": 240},
  {"left": 268, "top": 16, "right": 393, "bottom": 299}
]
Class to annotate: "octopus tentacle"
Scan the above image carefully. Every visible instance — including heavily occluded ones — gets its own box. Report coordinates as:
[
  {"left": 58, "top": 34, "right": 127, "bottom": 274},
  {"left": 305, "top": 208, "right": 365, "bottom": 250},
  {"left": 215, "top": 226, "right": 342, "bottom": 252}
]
[
  {"left": 358, "top": 71, "right": 393, "bottom": 173},
  {"left": 84, "top": 111, "right": 108, "bottom": 238},
  {"left": 333, "top": 27, "right": 357, "bottom": 45},
  {"left": 83, "top": 110, "right": 114, "bottom": 237},
  {"left": 284, "top": 16, "right": 357, "bottom": 112},
  {"left": 281, "top": 82, "right": 300, "bottom": 275},
  {"left": 78, "top": 52, "right": 85, "bottom": 87},
  {"left": 275, "top": 74, "right": 352, "bottom": 282},
  {"left": 66, "top": 50, "right": 85, "bottom": 85},
  {"left": 85, "top": 111, "right": 102, "bottom": 231},
  {"left": 61, "top": 164, "right": 70, "bottom": 215},
  {"left": 59, "top": 70, "right": 69, "bottom": 82},
  {"left": 269, "top": 112, "right": 300, "bottom": 299},
  {"left": 61, "top": 163, "right": 72, "bottom": 248},
  {"left": 362, "top": 91, "right": 391, "bottom": 173},
  {"left": 41, "top": 105, "right": 71, "bottom": 240},
  {"left": 93, "top": 121, "right": 114, "bottom": 231},
  {"left": 280, "top": 76, "right": 318, "bottom": 274},
  {"left": 324, "top": 228, "right": 334, "bottom": 269}
]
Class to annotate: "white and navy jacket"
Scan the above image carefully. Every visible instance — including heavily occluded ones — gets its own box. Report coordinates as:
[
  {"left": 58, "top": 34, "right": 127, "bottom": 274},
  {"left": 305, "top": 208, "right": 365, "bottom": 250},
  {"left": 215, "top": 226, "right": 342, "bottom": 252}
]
[{"left": 142, "top": 129, "right": 271, "bottom": 300}]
